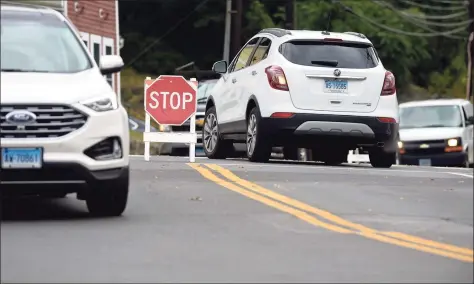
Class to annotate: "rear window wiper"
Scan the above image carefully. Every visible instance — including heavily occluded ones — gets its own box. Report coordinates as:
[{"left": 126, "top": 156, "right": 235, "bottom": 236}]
[
  {"left": 310, "top": 60, "right": 338, "bottom": 67},
  {"left": 1, "top": 69, "right": 51, "bottom": 73}
]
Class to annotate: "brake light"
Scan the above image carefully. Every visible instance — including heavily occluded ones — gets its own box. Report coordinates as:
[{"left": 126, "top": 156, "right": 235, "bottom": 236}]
[
  {"left": 377, "top": 117, "right": 396, "bottom": 123},
  {"left": 323, "top": 38, "right": 343, "bottom": 42},
  {"left": 381, "top": 71, "right": 396, "bottom": 96},
  {"left": 265, "top": 65, "right": 289, "bottom": 91}
]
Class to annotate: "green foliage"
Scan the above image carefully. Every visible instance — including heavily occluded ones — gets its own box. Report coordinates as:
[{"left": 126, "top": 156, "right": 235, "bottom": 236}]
[{"left": 119, "top": 0, "right": 469, "bottom": 106}]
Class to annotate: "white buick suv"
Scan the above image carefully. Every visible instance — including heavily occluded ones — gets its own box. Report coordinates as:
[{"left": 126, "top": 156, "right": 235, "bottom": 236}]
[
  {"left": 0, "top": 3, "right": 130, "bottom": 216},
  {"left": 203, "top": 28, "right": 399, "bottom": 168}
]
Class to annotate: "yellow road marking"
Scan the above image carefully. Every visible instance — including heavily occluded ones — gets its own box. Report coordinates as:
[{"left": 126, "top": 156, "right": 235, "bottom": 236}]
[
  {"left": 187, "top": 164, "right": 351, "bottom": 234},
  {"left": 192, "top": 163, "right": 473, "bottom": 263},
  {"left": 205, "top": 163, "right": 473, "bottom": 257}
]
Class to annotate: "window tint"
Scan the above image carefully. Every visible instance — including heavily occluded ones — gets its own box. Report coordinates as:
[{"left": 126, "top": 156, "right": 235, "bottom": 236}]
[
  {"left": 249, "top": 37, "right": 271, "bottom": 66},
  {"left": 230, "top": 37, "right": 259, "bottom": 72},
  {"left": 399, "top": 105, "right": 463, "bottom": 129},
  {"left": 280, "top": 40, "right": 378, "bottom": 69},
  {"left": 1, "top": 10, "right": 91, "bottom": 73}
]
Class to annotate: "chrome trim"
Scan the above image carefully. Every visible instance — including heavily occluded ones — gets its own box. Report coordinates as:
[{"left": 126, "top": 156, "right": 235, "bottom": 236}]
[{"left": 305, "top": 74, "right": 367, "bottom": 80}]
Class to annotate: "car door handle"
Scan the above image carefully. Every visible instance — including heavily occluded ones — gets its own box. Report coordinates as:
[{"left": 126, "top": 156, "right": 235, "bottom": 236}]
[
  {"left": 251, "top": 71, "right": 257, "bottom": 76},
  {"left": 232, "top": 78, "right": 237, "bottom": 84}
]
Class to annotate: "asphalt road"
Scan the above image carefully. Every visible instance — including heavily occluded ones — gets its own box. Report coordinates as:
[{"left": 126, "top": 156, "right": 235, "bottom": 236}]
[{"left": 1, "top": 157, "right": 473, "bottom": 283}]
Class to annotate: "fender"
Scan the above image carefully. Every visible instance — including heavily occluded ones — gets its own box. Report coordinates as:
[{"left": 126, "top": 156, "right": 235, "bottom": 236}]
[
  {"left": 246, "top": 95, "right": 261, "bottom": 118},
  {"left": 205, "top": 95, "right": 215, "bottom": 112}
]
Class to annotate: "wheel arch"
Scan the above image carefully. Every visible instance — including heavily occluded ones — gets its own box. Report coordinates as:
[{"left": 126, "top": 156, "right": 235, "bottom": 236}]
[
  {"left": 205, "top": 96, "right": 215, "bottom": 112},
  {"left": 246, "top": 95, "right": 261, "bottom": 121}
]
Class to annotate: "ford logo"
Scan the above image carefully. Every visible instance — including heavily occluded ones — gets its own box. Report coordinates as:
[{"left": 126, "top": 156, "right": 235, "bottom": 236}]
[{"left": 5, "top": 110, "right": 37, "bottom": 124}]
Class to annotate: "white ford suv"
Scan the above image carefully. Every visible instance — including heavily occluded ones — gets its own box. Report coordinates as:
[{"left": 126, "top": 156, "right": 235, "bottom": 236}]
[
  {"left": 204, "top": 28, "right": 399, "bottom": 168},
  {"left": 0, "top": 3, "right": 130, "bottom": 216}
]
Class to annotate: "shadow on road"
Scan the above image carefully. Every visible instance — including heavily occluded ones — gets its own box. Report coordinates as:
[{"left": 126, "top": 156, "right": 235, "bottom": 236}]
[{"left": 1, "top": 196, "right": 92, "bottom": 222}]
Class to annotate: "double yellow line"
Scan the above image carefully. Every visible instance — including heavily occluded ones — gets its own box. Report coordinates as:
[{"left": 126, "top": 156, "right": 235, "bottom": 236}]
[{"left": 188, "top": 163, "right": 474, "bottom": 263}]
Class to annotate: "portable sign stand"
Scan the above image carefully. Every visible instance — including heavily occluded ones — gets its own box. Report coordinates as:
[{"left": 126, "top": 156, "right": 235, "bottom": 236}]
[{"left": 143, "top": 76, "right": 198, "bottom": 163}]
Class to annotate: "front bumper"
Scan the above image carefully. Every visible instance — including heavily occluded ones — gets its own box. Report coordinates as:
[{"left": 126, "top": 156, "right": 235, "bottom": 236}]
[
  {"left": 0, "top": 104, "right": 130, "bottom": 180},
  {"left": 399, "top": 152, "right": 466, "bottom": 167},
  {"left": 259, "top": 113, "right": 398, "bottom": 150}
]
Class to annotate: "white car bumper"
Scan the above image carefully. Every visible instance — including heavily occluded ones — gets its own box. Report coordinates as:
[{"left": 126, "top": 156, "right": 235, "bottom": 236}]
[{"left": 1, "top": 103, "right": 130, "bottom": 187}]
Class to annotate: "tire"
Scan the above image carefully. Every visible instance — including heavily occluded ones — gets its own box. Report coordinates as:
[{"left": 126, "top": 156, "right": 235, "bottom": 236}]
[
  {"left": 86, "top": 179, "right": 129, "bottom": 217},
  {"left": 203, "top": 106, "right": 233, "bottom": 159},
  {"left": 369, "top": 148, "right": 395, "bottom": 168},
  {"left": 283, "top": 146, "right": 299, "bottom": 161},
  {"left": 246, "top": 107, "right": 272, "bottom": 162}
]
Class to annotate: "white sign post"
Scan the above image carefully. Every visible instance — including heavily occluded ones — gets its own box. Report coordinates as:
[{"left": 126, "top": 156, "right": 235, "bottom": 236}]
[{"left": 142, "top": 76, "right": 198, "bottom": 163}]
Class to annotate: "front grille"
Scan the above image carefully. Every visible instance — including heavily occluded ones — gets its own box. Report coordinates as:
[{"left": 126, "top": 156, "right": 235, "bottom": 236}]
[
  {"left": 0, "top": 104, "right": 88, "bottom": 138},
  {"left": 405, "top": 148, "right": 445, "bottom": 155},
  {"left": 403, "top": 139, "right": 446, "bottom": 155},
  {"left": 170, "top": 114, "right": 205, "bottom": 132}
]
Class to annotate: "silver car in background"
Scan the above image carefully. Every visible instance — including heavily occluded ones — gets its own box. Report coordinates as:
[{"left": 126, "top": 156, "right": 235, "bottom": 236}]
[{"left": 160, "top": 79, "right": 218, "bottom": 156}]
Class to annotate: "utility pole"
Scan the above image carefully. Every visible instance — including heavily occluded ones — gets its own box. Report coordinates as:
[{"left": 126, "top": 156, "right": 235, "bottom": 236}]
[
  {"left": 230, "top": 0, "right": 242, "bottom": 61},
  {"left": 467, "top": 0, "right": 474, "bottom": 102},
  {"left": 285, "top": 0, "right": 296, "bottom": 30},
  {"left": 222, "top": 0, "right": 232, "bottom": 63},
  {"left": 466, "top": 0, "right": 474, "bottom": 100}
]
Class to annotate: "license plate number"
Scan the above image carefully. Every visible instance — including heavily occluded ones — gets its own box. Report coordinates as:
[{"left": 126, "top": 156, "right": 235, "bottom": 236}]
[
  {"left": 419, "top": 159, "right": 431, "bottom": 167},
  {"left": 324, "top": 79, "right": 348, "bottom": 93},
  {"left": 1, "top": 147, "right": 43, "bottom": 169}
]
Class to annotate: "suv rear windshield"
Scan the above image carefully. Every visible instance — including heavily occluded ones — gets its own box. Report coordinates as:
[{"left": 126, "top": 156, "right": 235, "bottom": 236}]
[
  {"left": 1, "top": 10, "right": 92, "bottom": 73},
  {"left": 279, "top": 40, "right": 378, "bottom": 69}
]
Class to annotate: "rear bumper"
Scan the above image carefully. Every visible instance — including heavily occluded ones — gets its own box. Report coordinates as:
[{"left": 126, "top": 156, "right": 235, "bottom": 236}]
[
  {"left": 0, "top": 162, "right": 129, "bottom": 196},
  {"left": 399, "top": 152, "right": 466, "bottom": 167},
  {"left": 260, "top": 113, "right": 398, "bottom": 150}
]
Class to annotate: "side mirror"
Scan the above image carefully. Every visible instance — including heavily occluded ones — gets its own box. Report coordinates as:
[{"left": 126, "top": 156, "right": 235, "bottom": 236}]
[
  {"left": 100, "top": 55, "right": 124, "bottom": 75},
  {"left": 212, "top": 60, "right": 228, "bottom": 74},
  {"left": 467, "top": 116, "right": 474, "bottom": 125}
]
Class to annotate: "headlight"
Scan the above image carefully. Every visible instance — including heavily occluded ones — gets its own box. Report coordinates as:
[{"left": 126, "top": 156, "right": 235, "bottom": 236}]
[
  {"left": 81, "top": 96, "right": 118, "bottom": 112},
  {"left": 447, "top": 138, "right": 459, "bottom": 147},
  {"left": 397, "top": 141, "right": 403, "bottom": 149}
]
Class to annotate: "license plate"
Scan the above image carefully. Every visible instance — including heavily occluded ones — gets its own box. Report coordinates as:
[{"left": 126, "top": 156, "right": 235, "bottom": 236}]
[
  {"left": 419, "top": 159, "right": 431, "bottom": 167},
  {"left": 324, "top": 79, "right": 348, "bottom": 93},
  {"left": 1, "top": 147, "right": 43, "bottom": 169}
]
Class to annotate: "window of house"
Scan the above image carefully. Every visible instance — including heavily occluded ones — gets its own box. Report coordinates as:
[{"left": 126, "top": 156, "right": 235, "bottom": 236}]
[
  {"left": 102, "top": 37, "right": 115, "bottom": 88},
  {"left": 90, "top": 34, "right": 101, "bottom": 66}
]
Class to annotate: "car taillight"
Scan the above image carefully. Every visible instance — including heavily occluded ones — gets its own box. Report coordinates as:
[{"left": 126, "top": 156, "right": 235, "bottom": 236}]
[
  {"left": 381, "top": 71, "right": 396, "bottom": 96},
  {"left": 265, "top": 65, "right": 289, "bottom": 91}
]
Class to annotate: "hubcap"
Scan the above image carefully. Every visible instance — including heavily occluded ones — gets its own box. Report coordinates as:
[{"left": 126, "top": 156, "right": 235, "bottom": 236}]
[
  {"left": 204, "top": 113, "right": 218, "bottom": 153},
  {"left": 247, "top": 114, "right": 257, "bottom": 155}
]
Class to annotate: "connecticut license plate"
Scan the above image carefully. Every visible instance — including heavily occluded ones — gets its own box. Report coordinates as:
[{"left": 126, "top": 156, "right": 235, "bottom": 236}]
[
  {"left": 323, "top": 79, "right": 348, "bottom": 93},
  {"left": 1, "top": 147, "right": 43, "bottom": 169}
]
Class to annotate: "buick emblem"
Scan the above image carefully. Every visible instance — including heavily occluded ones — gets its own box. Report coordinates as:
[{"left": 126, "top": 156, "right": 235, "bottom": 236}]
[
  {"left": 333, "top": 69, "right": 341, "bottom": 77},
  {"left": 5, "top": 110, "right": 37, "bottom": 124}
]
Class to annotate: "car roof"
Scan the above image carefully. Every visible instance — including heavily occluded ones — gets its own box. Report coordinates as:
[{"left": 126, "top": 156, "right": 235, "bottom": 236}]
[
  {"left": 256, "top": 28, "right": 372, "bottom": 45},
  {"left": 399, "top": 99, "right": 471, "bottom": 108},
  {"left": 1, "top": 1, "right": 58, "bottom": 15}
]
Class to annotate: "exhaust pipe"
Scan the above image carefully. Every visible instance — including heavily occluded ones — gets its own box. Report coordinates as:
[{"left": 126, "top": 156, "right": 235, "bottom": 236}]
[{"left": 377, "top": 142, "right": 385, "bottom": 148}]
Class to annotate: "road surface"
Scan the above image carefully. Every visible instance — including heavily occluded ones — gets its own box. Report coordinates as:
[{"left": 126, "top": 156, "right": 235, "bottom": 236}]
[{"left": 1, "top": 157, "right": 473, "bottom": 283}]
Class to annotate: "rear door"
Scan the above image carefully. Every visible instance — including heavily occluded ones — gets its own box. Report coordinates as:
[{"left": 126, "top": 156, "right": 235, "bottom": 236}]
[{"left": 280, "top": 39, "right": 386, "bottom": 113}]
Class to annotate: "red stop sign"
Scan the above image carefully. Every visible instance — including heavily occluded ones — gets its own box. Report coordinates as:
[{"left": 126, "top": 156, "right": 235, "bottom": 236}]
[{"left": 144, "top": 75, "right": 197, "bottom": 125}]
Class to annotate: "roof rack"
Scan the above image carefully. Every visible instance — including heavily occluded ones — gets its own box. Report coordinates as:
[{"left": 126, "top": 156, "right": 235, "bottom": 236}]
[
  {"left": 258, "top": 28, "right": 292, "bottom": 37},
  {"left": 344, "top": 32, "right": 367, "bottom": 39}
]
